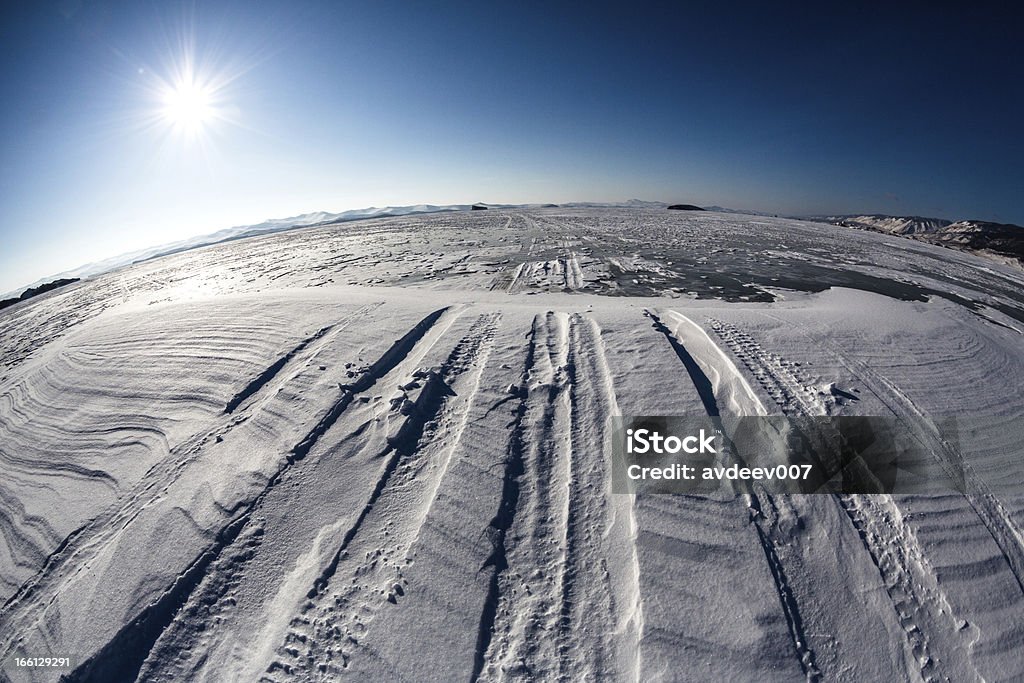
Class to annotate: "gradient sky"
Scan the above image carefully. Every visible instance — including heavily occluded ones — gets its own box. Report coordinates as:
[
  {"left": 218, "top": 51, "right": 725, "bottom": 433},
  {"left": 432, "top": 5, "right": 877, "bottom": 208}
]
[{"left": 2, "top": 1, "right": 1022, "bottom": 294}]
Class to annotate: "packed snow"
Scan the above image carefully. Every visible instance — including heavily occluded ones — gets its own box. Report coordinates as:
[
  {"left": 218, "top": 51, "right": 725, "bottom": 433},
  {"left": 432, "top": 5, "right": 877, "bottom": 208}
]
[{"left": 1, "top": 208, "right": 1023, "bottom": 681}]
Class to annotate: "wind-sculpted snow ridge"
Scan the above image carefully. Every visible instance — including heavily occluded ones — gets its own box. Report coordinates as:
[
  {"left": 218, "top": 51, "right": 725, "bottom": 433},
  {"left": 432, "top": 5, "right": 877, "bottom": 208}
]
[{"left": 1, "top": 208, "right": 1023, "bottom": 681}]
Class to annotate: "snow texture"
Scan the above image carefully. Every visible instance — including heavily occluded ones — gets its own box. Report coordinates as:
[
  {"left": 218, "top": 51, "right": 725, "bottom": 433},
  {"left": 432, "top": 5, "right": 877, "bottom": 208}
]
[{"left": 1, "top": 208, "right": 1023, "bottom": 682}]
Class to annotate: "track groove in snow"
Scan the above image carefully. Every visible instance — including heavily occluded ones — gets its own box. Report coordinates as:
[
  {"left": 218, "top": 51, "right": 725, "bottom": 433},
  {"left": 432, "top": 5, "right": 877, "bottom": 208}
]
[
  {"left": 471, "top": 318, "right": 536, "bottom": 682},
  {"left": 647, "top": 310, "right": 821, "bottom": 681},
  {"left": 478, "top": 311, "right": 573, "bottom": 680},
  {"left": 759, "top": 311, "right": 1024, "bottom": 599},
  {"left": 63, "top": 306, "right": 451, "bottom": 682},
  {"left": 1, "top": 208, "right": 1022, "bottom": 681},
  {"left": 707, "top": 317, "right": 981, "bottom": 682},
  {"left": 555, "top": 314, "right": 640, "bottom": 680},
  {"left": 471, "top": 312, "right": 641, "bottom": 682},
  {"left": 266, "top": 312, "right": 499, "bottom": 680}
]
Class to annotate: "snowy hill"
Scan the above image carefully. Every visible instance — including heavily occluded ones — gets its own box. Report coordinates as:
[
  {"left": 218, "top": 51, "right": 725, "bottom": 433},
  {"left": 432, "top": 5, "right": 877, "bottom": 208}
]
[
  {"left": 932, "top": 220, "right": 1024, "bottom": 264},
  {"left": 818, "top": 214, "right": 1023, "bottom": 267},
  {"left": 821, "top": 214, "right": 952, "bottom": 235}
]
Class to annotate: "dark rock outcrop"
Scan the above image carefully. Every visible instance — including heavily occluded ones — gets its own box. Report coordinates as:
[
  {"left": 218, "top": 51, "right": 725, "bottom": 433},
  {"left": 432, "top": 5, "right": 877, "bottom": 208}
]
[
  {"left": 0, "top": 277, "right": 80, "bottom": 311},
  {"left": 932, "top": 220, "right": 1024, "bottom": 263},
  {"left": 667, "top": 204, "right": 705, "bottom": 211}
]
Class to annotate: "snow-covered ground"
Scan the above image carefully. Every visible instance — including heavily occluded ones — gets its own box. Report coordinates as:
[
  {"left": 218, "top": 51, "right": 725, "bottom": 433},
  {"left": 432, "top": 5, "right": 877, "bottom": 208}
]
[{"left": 1, "top": 209, "right": 1022, "bottom": 681}]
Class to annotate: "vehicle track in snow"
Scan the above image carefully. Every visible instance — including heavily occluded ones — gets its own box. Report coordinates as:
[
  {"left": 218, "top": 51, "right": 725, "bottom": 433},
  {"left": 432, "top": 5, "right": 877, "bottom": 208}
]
[
  {"left": 706, "top": 317, "right": 980, "bottom": 682},
  {"left": 0, "top": 304, "right": 383, "bottom": 658},
  {"left": 477, "top": 311, "right": 573, "bottom": 680},
  {"left": 264, "top": 312, "right": 500, "bottom": 680},
  {"left": 471, "top": 318, "right": 537, "bottom": 681},
  {"left": 475, "top": 312, "right": 641, "bottom": 682},
  {"left": 645, "top": 310, "right": 821, "bottom": 682},
  {"left": 556, "top": 314, "right": 641, "bottom": 680},
  {"left": 757, "top": 310, "right": 1024, "bottom": 600}
]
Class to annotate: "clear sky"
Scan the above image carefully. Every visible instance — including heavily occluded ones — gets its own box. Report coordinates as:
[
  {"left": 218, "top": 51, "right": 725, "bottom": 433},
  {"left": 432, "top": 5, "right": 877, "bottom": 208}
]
[{"left": 1, "top": 1, "right": 1022, "bottom": 294}]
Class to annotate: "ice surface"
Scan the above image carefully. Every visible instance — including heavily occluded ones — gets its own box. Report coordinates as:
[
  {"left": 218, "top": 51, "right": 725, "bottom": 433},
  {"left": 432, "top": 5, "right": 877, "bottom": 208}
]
[{"left": 1, "top": 209, "right": 1022, "bottom": 681}]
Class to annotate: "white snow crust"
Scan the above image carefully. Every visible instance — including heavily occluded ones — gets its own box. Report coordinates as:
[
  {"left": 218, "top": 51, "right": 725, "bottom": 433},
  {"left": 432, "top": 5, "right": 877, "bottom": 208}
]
[{"left": 1, "top": 208, "right": 1023, "bottom": 681}]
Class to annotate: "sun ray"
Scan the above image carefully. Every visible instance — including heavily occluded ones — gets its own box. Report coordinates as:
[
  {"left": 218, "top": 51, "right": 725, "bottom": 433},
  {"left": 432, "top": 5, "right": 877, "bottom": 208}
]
[{"left": 161, "top": 74, "right": 214, "bottom": 131}]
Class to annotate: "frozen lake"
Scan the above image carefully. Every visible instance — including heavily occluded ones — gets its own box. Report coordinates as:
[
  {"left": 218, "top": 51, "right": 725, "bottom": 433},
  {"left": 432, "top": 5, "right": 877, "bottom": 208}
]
[{"left": 1, "top": 208, "right": 1023, "bottom": 681}]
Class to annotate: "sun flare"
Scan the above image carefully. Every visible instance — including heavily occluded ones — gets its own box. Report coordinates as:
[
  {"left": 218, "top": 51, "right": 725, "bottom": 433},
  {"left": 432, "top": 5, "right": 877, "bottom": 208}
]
[
  {"left": 140, "top": 41, "right": 248, "bottom": 149},
  {"left": 161, "top": 78, "right": 214, "bottom": 130}
]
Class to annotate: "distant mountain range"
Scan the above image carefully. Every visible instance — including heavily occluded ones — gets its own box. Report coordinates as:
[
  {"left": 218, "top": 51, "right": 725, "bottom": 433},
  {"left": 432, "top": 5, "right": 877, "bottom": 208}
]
[
  {"left": 819, "top": 214, "right": 953, "bottom": 234},
  {"left": 811, "top": 214, "right": 1024, "bottom": 267}
]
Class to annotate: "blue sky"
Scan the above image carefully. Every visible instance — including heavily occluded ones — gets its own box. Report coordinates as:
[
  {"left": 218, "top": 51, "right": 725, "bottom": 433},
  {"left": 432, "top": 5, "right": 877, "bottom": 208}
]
[{"left": 1, "top": 1, "right": 1022, "bottom": 294}]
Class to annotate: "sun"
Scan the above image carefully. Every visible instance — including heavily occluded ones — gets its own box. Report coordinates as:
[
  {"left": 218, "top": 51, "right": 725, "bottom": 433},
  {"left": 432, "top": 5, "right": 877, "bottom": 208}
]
[
  {"left": 140, "top": 43, "right": 246, "bottom": 147},
  {"left": 161, "top": 77, "right": 214, "bottom": 131}
]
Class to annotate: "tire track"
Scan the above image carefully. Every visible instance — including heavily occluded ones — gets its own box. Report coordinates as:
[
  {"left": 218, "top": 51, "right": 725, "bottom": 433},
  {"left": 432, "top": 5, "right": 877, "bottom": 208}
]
[
  {"left": 224, "top": 322, "right": 339, "bottom": 414},
  {"left": 472, "top": 320, "right": 535, "bottom": 681},
  {"left": 562, "top": 252, "right": 583, "bottom": 290},
  {"left": 493, "top": 264, "right": 528, "bottom": 292},
  {"left": 265, "top": 312, "right": 500, "bottom": 680},
  {"left": 705, "top": 319, "right": 825, "bottom": 417},
  {"left": 476, "top": 311, "right": 572, "bottom": 680},
  {"left": 645, "top": 310, "right": 821, "bottom": 682},
  {"left": 706, "top": 317, "right": 980, "bottom": 682},
  {"left": 558, "top": 314, "right": 642, "bottom": 681},
  {"left": 475, "top": 312, "right": 640, "bottom": 681},
  {"left": 758, "top": 311, "right": 1024, "bottom": 598},
  {"left": 490, "top": 229, "right": 532, "bottom": 293}
]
